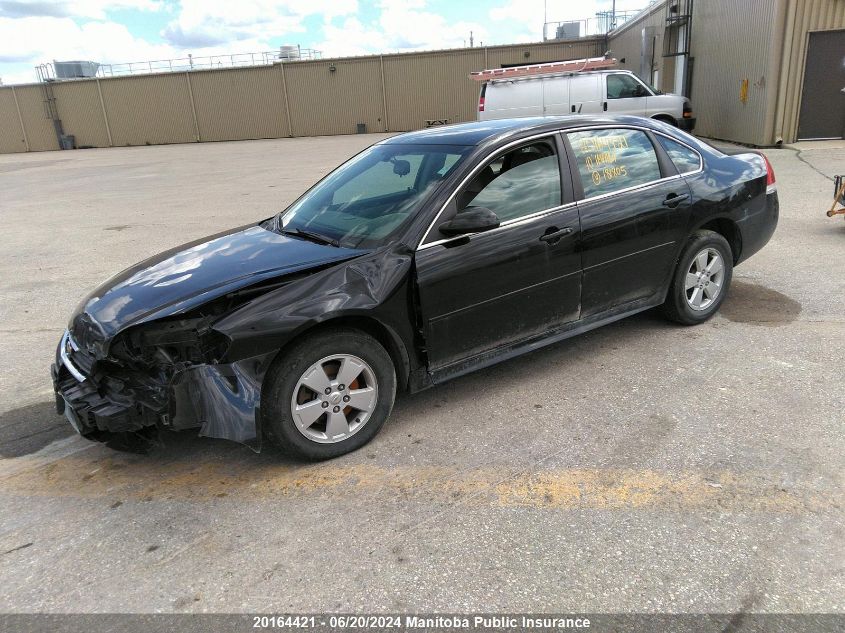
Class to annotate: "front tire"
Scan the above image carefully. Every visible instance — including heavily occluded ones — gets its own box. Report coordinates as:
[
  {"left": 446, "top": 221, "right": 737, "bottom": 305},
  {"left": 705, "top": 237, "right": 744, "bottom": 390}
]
[
  {"left": 262, "top": 328, "right": 396, "bottom": 460},
  {"left": 662, "top": 230, "right": 733, "bottom": 325}
]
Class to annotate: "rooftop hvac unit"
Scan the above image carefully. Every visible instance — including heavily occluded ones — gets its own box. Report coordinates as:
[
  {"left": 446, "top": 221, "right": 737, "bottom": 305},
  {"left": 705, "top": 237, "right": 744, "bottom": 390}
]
[
  {"left": 278, "top": 45, "right": 300, "bottom": 61},
  {"left": 555, "top": 22, "right": 581, "bottom": 40},
  {"left": 53, "top": 60, "right": 100, "bottom": 79}
]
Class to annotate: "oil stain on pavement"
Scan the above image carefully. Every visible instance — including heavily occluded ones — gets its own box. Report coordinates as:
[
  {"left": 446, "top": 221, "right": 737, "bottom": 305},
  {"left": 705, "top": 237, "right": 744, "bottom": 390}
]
[{"left": 720, "top": 280, "right": 802, "bottom": 326}]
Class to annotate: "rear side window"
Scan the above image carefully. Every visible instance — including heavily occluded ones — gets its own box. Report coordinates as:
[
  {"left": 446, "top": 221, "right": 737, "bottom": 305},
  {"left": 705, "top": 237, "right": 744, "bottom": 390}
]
[
  {"left": 656, "top": 136, "right": 701, "bottom": 174},
  {"left": 458, "top": 140, "right": 561, "bottom": 222},
  {"left": 567, "top": 128, "right": 662, "bottom": 198},
  {"left": 606, "top": 74, "right": 644, "bottom": 99}
]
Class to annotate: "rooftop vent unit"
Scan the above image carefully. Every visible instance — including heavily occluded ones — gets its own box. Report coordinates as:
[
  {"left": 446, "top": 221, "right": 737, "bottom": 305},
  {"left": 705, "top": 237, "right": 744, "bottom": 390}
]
[
  {"left": 53, "top": 60, "right": 100, "bottom": 79},
  {"left": 555, "top": 22, "right": 582, "bottom": 40}
]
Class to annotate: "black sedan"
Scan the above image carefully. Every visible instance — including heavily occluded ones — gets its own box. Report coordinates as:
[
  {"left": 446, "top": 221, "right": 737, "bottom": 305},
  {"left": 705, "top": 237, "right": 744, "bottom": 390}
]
[{"left": 53, "top": 116, "right": 778, "bottom": 459}]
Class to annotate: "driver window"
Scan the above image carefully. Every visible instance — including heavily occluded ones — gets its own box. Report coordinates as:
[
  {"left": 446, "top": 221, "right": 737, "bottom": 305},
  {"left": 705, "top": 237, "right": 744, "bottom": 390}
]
[
  {"left": 457, "top": 140, "right": 561, "bottom": 223},
  {"left": 607, "top": 74, "right": 644, "bottom": 99}
]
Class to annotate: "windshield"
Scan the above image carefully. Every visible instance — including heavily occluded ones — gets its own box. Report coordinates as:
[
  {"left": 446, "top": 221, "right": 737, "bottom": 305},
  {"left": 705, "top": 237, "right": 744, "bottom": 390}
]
[
  {"left": 278, "top": 143, "right": 471, "bottom": 249},
  {"left": 642, "top": 78, "right": 662, "bottom": 95}
]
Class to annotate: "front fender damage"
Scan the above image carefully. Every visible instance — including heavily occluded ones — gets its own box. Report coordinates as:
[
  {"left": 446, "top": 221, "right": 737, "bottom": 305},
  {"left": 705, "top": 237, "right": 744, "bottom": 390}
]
[{"left": 54, "top": 244, "right": 417, "bottom": 453}]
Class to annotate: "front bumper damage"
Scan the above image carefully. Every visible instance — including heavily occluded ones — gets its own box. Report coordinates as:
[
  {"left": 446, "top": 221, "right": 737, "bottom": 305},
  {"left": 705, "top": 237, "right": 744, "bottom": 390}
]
[{"left": 52, "top": 329, "right": 275, "bottom": 452}]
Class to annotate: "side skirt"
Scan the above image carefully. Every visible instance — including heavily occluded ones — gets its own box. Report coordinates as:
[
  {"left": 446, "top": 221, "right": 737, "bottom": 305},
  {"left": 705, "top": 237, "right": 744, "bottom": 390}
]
[{"left": 426, "top": 294, "right": 664, "bottom": 387}]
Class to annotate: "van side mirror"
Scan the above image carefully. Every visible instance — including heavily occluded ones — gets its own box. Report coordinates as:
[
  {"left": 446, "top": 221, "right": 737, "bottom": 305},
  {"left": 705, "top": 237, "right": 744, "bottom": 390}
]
[{"left": 439, "top": 207, "right": 500, "bottom": 236}]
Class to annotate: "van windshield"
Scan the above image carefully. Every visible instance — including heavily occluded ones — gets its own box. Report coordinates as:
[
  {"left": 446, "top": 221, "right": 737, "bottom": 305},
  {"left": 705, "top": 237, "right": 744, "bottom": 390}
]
[{"left": 277, "top": 143, "right": 471, "bottom": 249}]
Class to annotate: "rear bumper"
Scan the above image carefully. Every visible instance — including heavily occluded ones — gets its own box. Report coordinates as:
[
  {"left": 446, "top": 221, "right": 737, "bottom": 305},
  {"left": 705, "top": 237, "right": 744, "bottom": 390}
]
[
  {"left": 737, "top": 192, "right": 779, "bottom": 265},
  {"left": 678, "top": 116, "right": 697, "bottom": 132}
]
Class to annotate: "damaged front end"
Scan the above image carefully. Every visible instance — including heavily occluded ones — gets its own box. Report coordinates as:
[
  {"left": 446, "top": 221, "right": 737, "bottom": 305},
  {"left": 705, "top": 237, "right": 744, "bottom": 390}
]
[{"left": 52, "top": 311, "right": 274, "bottom": 452}]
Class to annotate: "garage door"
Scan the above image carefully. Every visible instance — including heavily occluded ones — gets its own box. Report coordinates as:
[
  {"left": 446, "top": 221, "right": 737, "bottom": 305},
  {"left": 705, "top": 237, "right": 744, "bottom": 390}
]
[{"left": 797, "top": 29, "right": 845, "bottom": 140}]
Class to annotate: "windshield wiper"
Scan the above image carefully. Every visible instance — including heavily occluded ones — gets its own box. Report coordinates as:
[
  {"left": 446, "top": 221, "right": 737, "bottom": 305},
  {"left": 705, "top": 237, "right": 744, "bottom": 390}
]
[{"left": 280, "top": 227, "right": 340, "bottom": 247}]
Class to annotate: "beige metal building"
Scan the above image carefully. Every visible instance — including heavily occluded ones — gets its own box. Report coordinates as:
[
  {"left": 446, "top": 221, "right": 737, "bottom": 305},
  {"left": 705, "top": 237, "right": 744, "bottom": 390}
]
[
  {"left": 0, "top": 39, "right": 604, "bottom": 154},
  {"left": 0, "top": 0, "right": 842, "bottom": 154},
  {"left": 609, "top": 0, "right": 845, "bottom": 145}
]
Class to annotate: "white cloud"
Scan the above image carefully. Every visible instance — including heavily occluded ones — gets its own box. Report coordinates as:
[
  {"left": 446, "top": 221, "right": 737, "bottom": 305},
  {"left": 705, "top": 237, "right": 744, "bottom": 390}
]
[
  {"left": 313, "top": 0, "right": 488, "bottom": 58},
  {"left": 0, "top": 0, "right": 164, "bottom": 20},
  {"left": 490, "top": 0, "right": 655, "bottom": 39},
  {"left": 0, "top": 16, "right": 175, "bottom": 64},
  {"left": 161, "top": 0, "right": 358, "bottom": 47}
]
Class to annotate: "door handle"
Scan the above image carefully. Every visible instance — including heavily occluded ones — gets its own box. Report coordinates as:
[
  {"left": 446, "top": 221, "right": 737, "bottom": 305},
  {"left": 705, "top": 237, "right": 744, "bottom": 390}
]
[
  {"left": 540, "top": 227, "right": 573, "bottom": 243},
  {"left": 662, "top": 193, "right": 690, "bottom": 208},
  {"left": 603, "top": 101, "right": 608, "bottom": 111}
]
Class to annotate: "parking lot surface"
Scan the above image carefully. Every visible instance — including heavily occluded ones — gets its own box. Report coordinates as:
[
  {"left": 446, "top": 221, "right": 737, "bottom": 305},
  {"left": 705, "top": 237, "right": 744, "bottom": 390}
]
[{"left": 0, "top": 134, "right": 843, "bottom": 613}]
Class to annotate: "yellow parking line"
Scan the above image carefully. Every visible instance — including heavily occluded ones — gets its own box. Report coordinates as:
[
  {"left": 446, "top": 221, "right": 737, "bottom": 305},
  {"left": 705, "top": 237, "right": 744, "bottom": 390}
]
[{"left": 0, "top": 456, "right": 836, "bottom": 514}]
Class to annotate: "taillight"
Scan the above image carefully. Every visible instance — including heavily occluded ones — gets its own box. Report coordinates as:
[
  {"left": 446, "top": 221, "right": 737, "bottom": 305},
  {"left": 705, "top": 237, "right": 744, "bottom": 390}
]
[
  {"left": 478, "top": 96, "right": 485, "bottom": 112},
  {"left": 478, "top": 82, "right": 487, "bottom": 112},
  {"left": 683, "top": 101, "right": 693, "bottom": 118},
  {"left": 760, "top": 152, "right": 776, "bottom": 193}
]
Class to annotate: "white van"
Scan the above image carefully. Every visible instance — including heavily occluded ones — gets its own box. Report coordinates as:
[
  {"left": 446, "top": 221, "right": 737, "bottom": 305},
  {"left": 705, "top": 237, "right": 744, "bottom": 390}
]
[{"left": 477, "top": 69, "right": 695, "bottom": 131}]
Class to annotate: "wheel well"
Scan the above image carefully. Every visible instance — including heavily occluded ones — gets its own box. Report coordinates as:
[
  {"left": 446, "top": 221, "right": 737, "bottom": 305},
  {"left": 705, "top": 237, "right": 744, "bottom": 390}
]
[
  {"left": 699, "top": 218, "right": 742, "bottom": 264},
  {"left": 284, "top": 317, "right": 412, "bottom": 391}
]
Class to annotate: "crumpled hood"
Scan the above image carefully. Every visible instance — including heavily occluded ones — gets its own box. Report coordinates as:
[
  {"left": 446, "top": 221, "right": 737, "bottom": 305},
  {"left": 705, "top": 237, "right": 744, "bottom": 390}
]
[{"left": 70, "top": 223, "right": 365, "bottom": 344}]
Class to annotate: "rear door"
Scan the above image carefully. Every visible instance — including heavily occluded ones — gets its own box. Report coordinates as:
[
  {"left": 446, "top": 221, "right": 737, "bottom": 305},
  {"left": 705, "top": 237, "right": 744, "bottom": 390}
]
[
  {"left": 415, "top": 135, "right": 581, "bottom": 369},
  {"left": 569, "top": 74, "right": 603, "bottom": 114},
  {"left": 563, "top": 126, "right": 691, "bottom": 316},
  {"left": 604, "top": 73, "right": 648, "bottom": 116}
]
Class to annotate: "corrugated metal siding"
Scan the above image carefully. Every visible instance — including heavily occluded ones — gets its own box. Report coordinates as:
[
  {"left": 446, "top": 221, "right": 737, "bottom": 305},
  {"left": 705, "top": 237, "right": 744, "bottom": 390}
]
[
  {"left": 285, "top": 58, "right": 384, "bottom": 136},
  {"left": 0, "top": 88, "right": 27, "bottom": 153},
  {"left": 99, "top": 74, "right": 195, "bottom": 146},
  {"left": 190, "top": 66, "right": 289, "bottom": 141},
  {"left": 689, "top": 0, "right": 779, "bottom": 145},
  {"left": 0, "top": 38, "right": 617, "bottom": 153},
  {"left": 607, "top": 3, "right": 667, "bottom": 86},
  {"left": 776, "top": 0, "right": 845, "bottom": 143},
  {"left": 384, "top": 49, "right": 485, "bottom": 131},
  {"left": 14, "top": 85, "right": 59, "bottom": 151},
  {"left": 485, "top": 39, "right": 605, "bottom": 68},
  {"left": 51, "top": 80, "right": 110, "bottom": 148}
]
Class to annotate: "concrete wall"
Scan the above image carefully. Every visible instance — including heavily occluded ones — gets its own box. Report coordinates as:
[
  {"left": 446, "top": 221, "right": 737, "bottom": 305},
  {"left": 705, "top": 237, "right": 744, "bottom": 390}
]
[{"left": 0, "top": 38, "right": 604, "bottom": 154}]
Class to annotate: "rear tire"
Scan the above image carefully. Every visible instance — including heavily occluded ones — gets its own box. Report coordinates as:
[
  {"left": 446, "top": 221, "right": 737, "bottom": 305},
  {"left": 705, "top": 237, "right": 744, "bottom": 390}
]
[
  {"left": 662, "top": 230, "right": 733, "bottom": 325},
  {"left": 262, "top": 328, "right": 396, "bottom": 460}
]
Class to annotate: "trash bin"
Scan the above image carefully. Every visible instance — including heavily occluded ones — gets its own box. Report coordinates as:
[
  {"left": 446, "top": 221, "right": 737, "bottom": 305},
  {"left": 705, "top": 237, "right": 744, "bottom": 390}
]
[
  {"left": 356, "top": 123, "right": 366, "bottom": 134},
  {"left": 60, "top": 135, "right": 75, "bottom": 150}
]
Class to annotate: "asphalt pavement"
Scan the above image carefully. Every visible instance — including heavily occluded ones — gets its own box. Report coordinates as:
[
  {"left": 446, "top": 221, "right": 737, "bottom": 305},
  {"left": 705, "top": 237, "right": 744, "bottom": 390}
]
[{"left": 0, "top": 133, "right": 843, "bottom": 614}]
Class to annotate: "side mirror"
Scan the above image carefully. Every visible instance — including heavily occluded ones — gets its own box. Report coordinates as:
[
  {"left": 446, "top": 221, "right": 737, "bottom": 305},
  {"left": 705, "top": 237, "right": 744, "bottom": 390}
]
[{"left": 439, "top": 207, "right": 500, "bottom": 236}]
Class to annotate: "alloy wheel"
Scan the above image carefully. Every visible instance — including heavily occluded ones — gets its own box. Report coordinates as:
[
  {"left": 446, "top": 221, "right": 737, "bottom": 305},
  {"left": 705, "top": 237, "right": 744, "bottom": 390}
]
[{"left": 290, "top": 354, "right": 378, "bottom": 443}]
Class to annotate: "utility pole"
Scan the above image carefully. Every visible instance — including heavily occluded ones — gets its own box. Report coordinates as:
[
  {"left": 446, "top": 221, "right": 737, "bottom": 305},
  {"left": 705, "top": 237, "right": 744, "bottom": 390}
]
[
  {"left": 543, "top": 0, "right": 548, "bottom": 40},
  {"left": 612, "top": 0, "right": 617, "bottom": 31},
  {"left": 470, "top": 30, "right": 474, "bottom": 47}
]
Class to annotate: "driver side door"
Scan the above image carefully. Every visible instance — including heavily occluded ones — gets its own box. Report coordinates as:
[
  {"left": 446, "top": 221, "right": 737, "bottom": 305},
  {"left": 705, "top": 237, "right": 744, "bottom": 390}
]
[
  {"left": 604, "top": 73, "right": 648, "bottom": 116},
  {"left": 414, "top": 135, "right": 582, "bottom": 372}
]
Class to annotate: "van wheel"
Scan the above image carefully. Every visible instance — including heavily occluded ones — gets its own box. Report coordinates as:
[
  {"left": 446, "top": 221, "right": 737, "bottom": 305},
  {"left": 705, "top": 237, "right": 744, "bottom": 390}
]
[
  {"left": 262, "top": 328, "right": 396, "bottom": 460},
  {"left": 662, "top": 230, "right": 733, "bottom": 325}
]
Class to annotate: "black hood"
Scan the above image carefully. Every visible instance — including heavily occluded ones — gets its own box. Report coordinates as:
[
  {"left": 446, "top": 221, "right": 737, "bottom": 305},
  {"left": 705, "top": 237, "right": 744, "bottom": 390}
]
[{"left": 70, "top": 224, "right": 365, "bottom": 345}]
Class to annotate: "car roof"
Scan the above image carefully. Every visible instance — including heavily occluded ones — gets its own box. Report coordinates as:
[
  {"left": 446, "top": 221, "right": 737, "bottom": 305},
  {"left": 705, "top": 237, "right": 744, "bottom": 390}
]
[{"left": 380, "top": 115, "right": 659, "bottom": 147}]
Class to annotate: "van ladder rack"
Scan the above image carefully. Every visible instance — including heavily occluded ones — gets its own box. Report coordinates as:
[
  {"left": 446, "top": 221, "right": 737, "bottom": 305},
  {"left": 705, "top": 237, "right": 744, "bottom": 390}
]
[{"left": 469, "top": 56, "right": 617, "bottom": 82}]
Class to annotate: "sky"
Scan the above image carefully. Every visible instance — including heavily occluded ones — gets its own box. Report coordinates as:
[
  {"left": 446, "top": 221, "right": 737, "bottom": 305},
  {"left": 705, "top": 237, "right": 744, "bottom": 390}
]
[{"left": 0, "top": 0, "right": 651, "bottom": 85}]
